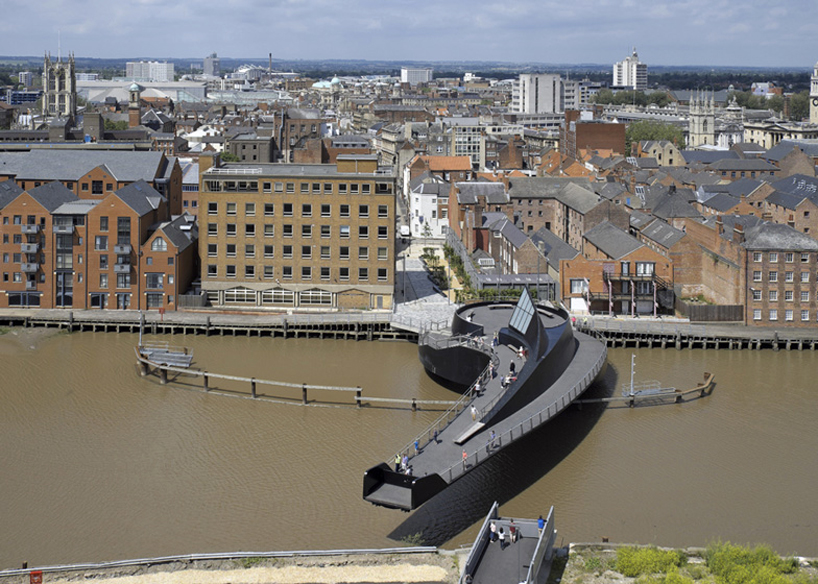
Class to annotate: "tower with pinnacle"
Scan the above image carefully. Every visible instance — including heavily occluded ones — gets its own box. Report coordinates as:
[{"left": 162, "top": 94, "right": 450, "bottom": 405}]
[
  {"left": 42, "top": 52, "right": 77, "bottom": 121},
  {"left": 688, "top": 91, "right": 715, "bottom": 148}
]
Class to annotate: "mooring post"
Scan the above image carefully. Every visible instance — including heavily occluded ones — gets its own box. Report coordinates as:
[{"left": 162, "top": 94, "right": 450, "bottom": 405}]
[
  {"left": 68, "top": 311, "right": 74, "bottom": 332},
  {"left": 251, "top": 378, "right": 256, "bottom": 398},
  {"left": 139, "top": 362, "right": 148, "bottom": 376},
  {"left": 302, "top": 383, "right": 307, "bottom": 404},
  {"left": 773, "top": 331, "right": 779, "bottom": 351},
  {"left": 356, "top": 387, "right": 362, "bottom": 408},
  {"left": 205, "top": 316, "right": 211, "bottom": 337},
  {"left": 203, "top": 373, "right": 209, "bottom": 390},
  {"left": 159, "top": 368, "right": 168, "bottom": 385},
  {"left": 411, "top": 398, "right": 417, "bottom": 412}
]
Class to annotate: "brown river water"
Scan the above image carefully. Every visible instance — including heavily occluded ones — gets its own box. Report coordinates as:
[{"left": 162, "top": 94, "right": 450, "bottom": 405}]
[{"left": 1, "top": 328, "right": 816, "bottom": 569}]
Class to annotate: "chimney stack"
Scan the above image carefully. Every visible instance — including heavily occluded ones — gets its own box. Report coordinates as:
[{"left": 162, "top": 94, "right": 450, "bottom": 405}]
[
  {"left": 732, "top": 223, "right": 745, "bottom": 245},
  {"left": 716, "top": 215, "right": 724, "bottom": 235}
]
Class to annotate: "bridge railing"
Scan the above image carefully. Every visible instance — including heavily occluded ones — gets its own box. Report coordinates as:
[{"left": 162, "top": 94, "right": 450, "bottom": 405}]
[{"left": 440, "top": 345, "right": 607, "bottom": 484}]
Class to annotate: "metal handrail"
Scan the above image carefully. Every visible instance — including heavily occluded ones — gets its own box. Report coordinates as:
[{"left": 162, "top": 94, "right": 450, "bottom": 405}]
[{"left": 440, "top": 346, "right": 607, "bottom": 483}]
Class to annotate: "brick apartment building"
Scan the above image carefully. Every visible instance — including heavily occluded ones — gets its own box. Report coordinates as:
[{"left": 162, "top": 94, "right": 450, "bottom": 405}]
[
  {"left": 199, "top": 154, "right": 396, "bottom": 310},
  {"left": 0, "top": 179, "right": 197, "bottom": 310}
]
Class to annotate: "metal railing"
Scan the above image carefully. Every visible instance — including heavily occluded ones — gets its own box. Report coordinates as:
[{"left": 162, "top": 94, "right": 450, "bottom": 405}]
[
  {"left": 440, "top": 345, "right": 607, "bottom": 484},
  {"left": 206, "top": 167, "right": 263, "bottom": 175}
]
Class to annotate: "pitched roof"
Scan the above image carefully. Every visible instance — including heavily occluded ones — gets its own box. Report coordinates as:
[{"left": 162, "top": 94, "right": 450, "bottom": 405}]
[
  {"left": 681, "top": 150, "right": 739, "bottom": 165},
  {"left": 701, "top": 193, "right": 741, "bottom": 212},
  {"left": 583, "top": 221, "right": 643, "bottom": 260},
  {"left": 708, "top": 158, "right": 779, "bottom": 171},
  {"left": 743, "top": 222, "right": 818, "bottom": 251},
  {"left": 456, "top": 182, "right": 507, "bottom": 204},
  {"left": 531, "top": 227, "right": 579, "bottom": 267},
  {"left": 114, "top": 180, "right": 165, "bottom": 216},
  {"left": 153, "top": 213, "right": 198, "bottom": 252},
  {"left": 421, "top": 155, "right": 472, "bottom": 171},
  {"left": 0, "top": 150, "right": 166, "bottom": 182},
  {"left": 640, "top": 219, "right": 686, "bottom": 249},
  {"left": 26, "top": 181, "right": 79, "bottom": 212},
  {"left": 0, "top": 180, "right": 24, "bottom": 210},
  {"left": 770, "top": 174, "right": 818, "bottom": 200}
]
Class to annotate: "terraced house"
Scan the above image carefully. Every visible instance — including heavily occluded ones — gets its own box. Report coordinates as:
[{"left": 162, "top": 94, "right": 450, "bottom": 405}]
[{"left": 199, "top": 154, "right": 396, "bottom": 310}]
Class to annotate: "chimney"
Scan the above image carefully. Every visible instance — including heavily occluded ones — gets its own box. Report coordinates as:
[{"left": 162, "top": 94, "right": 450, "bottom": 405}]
[
  {"left": 732, "top": 223, "right": 745, "bottom": 245},
  {"left": 716, "top": 215, "right": 724, "bottom": 235}
]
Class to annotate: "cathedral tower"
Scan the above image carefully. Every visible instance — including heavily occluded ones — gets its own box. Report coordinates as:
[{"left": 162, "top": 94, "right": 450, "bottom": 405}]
[
  {"left": 42, "top": 52, "right": 77, "bottom": 120},
  {"left": 688, "top": 91, "right": 715, "bottom": 148}
]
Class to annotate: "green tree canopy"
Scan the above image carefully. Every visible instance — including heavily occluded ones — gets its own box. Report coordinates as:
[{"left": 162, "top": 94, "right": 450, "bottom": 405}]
[
  {"left": 625, "top": 120, "right": 686, "bottom": 154},
  {"left": 789, "top": 90, "right": 810, "bottom": 121}
]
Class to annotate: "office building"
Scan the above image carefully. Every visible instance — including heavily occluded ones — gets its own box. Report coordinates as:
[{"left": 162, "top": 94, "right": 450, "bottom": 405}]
[
  {"left": 18, "top": 72, "right": 33, "bottom": 88},
  {"left": 126, "top": 61, "right": 175, "bottom": 82},
  {"left": 204, "top": 53, "right": 220, "bottom": 77},
  {"left": 511, "top": 74, "right": 563, "bottom": 114},
  {"left": 400, "top": 67, "right": 433, "bottom": 86},
  {"left": 613, "top": 48, "right": 648, "bottom": 91}
]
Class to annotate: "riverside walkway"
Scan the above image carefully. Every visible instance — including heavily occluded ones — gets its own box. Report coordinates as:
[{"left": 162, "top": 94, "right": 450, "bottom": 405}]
[{"left": 363, "top": 296, "right": 607, "bottom": 510}]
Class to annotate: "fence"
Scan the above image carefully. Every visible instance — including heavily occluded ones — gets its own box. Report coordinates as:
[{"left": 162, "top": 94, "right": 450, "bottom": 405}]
[
  {"left": 675, "top": 298, "right": 743, "bottom": 322},
  {"left": 177, "top": 292, "right": 207, "bottom": 309}
]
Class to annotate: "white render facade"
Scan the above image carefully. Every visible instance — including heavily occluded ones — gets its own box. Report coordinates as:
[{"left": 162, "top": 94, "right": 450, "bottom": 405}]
[
  {"left": 613, "top": 48, "right": 647, "bottom": 91},
  {"left": 126, "top": 61, "right": 175, "bottom": 82},
  {"left": 409, "top": 183, "right": 449, "bottom": 238},
  {"left": 512, "top": 74, "right": 563, "bottom": 114},
  {"left": 400, "top": 67, "right": 433, "bottom": 85}
]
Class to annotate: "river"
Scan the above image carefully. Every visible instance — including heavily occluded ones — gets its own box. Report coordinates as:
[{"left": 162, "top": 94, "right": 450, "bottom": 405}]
[{"left": 0, "top": 329, "right": 816, "bottom": 569}]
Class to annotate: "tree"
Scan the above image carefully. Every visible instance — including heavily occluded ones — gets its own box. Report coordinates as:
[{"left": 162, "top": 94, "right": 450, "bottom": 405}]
[
  {"left": 220, "top": 152, "right": 240, "bottom": 162},
  {"left": 625, "top": 120, "right": 685, "bottom": 154},
  {"left": 789, "top": 90, "right": 810, "bottom": 121},
  {"left": 104, "top": 119, "right": 129, "bottom": 131}
]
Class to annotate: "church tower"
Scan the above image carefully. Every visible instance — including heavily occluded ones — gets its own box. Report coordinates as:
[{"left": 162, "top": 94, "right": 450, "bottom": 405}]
[
  {"left": 810, "top": 62, "right": 818, "bottom": 124},
  {"left": 688, "top": 91, "right": 715, "bottom": 148},
  {"left": 128, "top": 82, "right": 142, "bottom": 128},
  {"left": 42, "top": 52, "right": 77, "bottom": 121}
]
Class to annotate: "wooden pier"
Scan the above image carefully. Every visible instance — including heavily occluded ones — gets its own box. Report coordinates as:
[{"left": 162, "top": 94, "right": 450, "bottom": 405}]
[{"left": 575, "top": 372, "right": 715, "bottom": 407}]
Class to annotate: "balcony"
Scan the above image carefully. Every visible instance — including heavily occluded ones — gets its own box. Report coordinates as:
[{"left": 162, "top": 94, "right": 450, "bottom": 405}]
[
  {"left": 21, "top": 263, "right": 38, "bottom": 273},
  {"left": 25, "top": 281, "right": 36, "bottom": 290},
  {"left": 53, "top": 224, "right": 73, "bottom": 234},
  {"left": 113, "top": 264, "right": 131, "bottom": 274},
  {"left": 114, "top": 243, "right": 132, "bottom": 254},
  {"left": 21, "top": 243, "right": 39, "bottom": 253},
  {"left": 21, "top": 224, "right": 40, "bottom": 235}
]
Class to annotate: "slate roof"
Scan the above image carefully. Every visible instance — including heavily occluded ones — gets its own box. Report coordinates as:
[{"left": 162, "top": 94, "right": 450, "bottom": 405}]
[
  {"left": 413, "top": 182, "right": 449, "bottom": 196},
  {"left": 708, "top": 158, "right": 779, "bottom": 171},
  {"left": 114, "top": 180, "right": 165, "bottom": 216},
  {"left": 489, "top": 217, "right": 528, "bottom": 249},
  {"left": 770, "top": 174, "right": 818, "bottom": 199},
  {"left": 640, "top": 219, "right": 686, "bottom": 249},
  {"left": 681, "top": 150, "right": 739, "bottom": 165},
  {"left": 765, "top": 190, "right": 807, "bottom": 210},
  {"left": 743, "top": 221, "right": 818, "bottom": 251},
  {"left": 0, "top": 180, "right": 24, "bottom": 209},
  {"left": 764, "top": 139, "right": 818, "bottom": 162},
  {"left": 556, "top": 182, "right": 601, "bottom": 214},
  {"left": 702, "top": 214, "right": 763, "bottom": 240},
  {"left": 583, "top": 221, "right": 643, "bottom": 260},
  {"left": 456, "top": 182, "right": 507, "bottom": 204},
  {"left": 0, "top": 150, "right": 166, "bottom": 182},
  {"left": 26, "top": 181, "right": 79, "bottom": 211},
  {"left": 52, "top": 200, "right": 100, "bottom": 215},
  {"left": 507, "top": 176, "right": 592, "bottom": 199},
  {"left": 153, "top": 213, "right": 198, "bottom": 252},
  {"left": 701, "top": 193, "right": 741, "bottom": 212},
  {"left": 629, "top": 209, "right": 654, "bottom": 231},
  {"left": 531, "top": 227, "right": 579, "bottom": 267}
]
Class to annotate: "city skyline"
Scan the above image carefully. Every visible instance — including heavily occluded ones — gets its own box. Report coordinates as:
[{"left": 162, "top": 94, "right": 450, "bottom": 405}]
[{"left": 2, "top": 0, "right": 815, "bottom": 68}]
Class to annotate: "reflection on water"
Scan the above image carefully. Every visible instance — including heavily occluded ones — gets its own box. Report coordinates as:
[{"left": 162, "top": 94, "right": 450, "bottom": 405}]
[{"left": 1, "top": 331, "right": 817, "bottom": 569}]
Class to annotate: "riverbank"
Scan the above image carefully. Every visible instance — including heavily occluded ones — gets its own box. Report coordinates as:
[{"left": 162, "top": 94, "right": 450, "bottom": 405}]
[{"left": 0, "top": 552, "right": 461, "bottom": 584}]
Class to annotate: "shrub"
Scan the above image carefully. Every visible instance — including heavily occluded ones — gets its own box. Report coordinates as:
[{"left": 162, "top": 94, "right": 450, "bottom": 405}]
[
  {"left": 705, "top": 542, "right": 798, "bottom": 584},
  {"left": 616, "top": 546, "right": 687, "bottom": 577}
]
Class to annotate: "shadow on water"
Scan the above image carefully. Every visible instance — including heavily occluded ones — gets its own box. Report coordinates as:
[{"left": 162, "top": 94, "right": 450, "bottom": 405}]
[{"left": 388, "top": 363, "right": 619, "bottom": 546}]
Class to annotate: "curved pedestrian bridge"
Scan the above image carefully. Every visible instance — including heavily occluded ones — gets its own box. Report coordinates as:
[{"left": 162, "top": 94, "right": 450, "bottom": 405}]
[{"left": 363, "top": 291, "right": 607, "bottom": 510}]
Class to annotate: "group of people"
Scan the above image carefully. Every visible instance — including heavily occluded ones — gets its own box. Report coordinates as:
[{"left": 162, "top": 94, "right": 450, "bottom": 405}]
[
  {"left": 395, "top": 453, "right": 413, "bottom": 476},
  {"left": 489, "top": 520, "right": 520, "bottom": 550}
]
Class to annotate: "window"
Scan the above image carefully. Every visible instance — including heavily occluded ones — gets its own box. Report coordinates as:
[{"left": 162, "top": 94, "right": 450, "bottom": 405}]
[
  {"left": 339, "top": 246, "right": 350, "bottom": 260},
  {"left": 245, "top": 223, "right": 256, "bottom": 237},
  {"left": 245, "top": 203, "right": 255, "bottom": 216},
  {"left": 320, "top": 266, "right": 330, "bottom": 281},
  {"left": 635, "top": 262, "right": 654, "bottom": 276},
  {"left": 785, "top": 309, "right": 793, "bottom": 321},
  {"left": 146, "top": 273, "right": 164, "bottom": 289},
  {"left": 769, "top": 290, "right": 778, "bottom": 302},
  {"left": 95, "top": 236, "right": 108, "bottom": 251},
  {"left": 785, "top": 290, "right": 793, "bottom": 302},
  {"left": 226, "top": 244, "right": 237, "bottom": 257},
  {"left": 100, "top": 254, "right": 108, "bottom": 269},
  {"left": 358, "top": 226, "right": 369, "bottom": 239},
  {"left": 208, "top": 244, "right": 217, "bottom": 257},
  {"left": 359, "top": 204, "right": 369, "bottom": 218},
  {"left": 301, "top": 224, "right": 312, "bottom": 237},
  {"left": 801, "top": 291, "right": 809, "bottom": 302},
  {"left": 358, "top": 247, "right": 368, "bottom": 260},
  {"left": 378, "top": 226, "right": 388, "bottom": 239},
  {"left": 802, "top": 310, "right": 810, "bottom": 321},
  {"left": 752, "top": 290, "right": 762, "bottom": 301},
  {"left": 151, "top": 237, "right": 167, "bottom": 252},
  {"left": 753, "top": 252, "right": 762, "bottom": 262},
  {"left": 801, "top": 253, "right": 810, "bottom": 263},
  {"left": 264, "top": 266, "right": 274, "bottom": 279},
  {"left": 753, "top": 309, "right": 762, "bottom": 321},
  {"left": 263, "top": 182, "right": 272, "bottom": 193},
  {"left": 786, "top": 252, "right": 794, "bottom": 263},
  {"left": 264, "top": 224, "right": 274, "bottom": 237},
  {"left": 224, "top": 265, "right": 236, "bottom": 278},
  {"left": 300, "top": 183, "right": 309, "bottom": 194},
  {"left": 245, "top": 244, "right": 255, "bottom": 258},
  {"left": 208, "top": 223, "right": 217, "bottom": 236},
  {"left": 301, "top": 266, "right": 312, "bottom": 279},
  {"left": 99, "top": 274, "right": 108, "bottom": 289},
  {"left": 81, "top": 183, "right": 89, "bottom": 192},
  {"left": 769, "top": 271, "right": 777, "bottom": 282},
  {"left": 320, "top": 225, "right": 330, "bottom": 238},
  {"left": 321, "top": 204, "right": 330, "bottom": 217},
  {"left": 302, "top": 204, "right": 312, "bottom": 217},
  {"left": 207, "top": 264, "right": 217, "bottom": 277},
  {"left": 116, "top": 273, "right": 131, "bottom": 288},
  {"left": 245, "top": 265, "right": 255, "bottom": 278},
  {"left": 338, "top": 184, "right": 347, "bottom": 194},
  {"left": 340, "top": 205, "right": 350, "bottom": 217},
  {"left": 264, "top": 203, "right": 274, "bottom": 216},
  {"left": 340, "top": 225, "right": 350, "bottom": 238},
  {"left": 226, "top": 224, "right": 237, "bottom": 236},
  {"left": 286, "top": 183, "right": 294, "bottom": 193},
  {"left": 378, "top": 205, "right": 388, "bottom": 218},
  {"left": 208, "top": 202, "right": 218, "bottom": 215},
  {"left": 283, "top": 245, "right": 293, "bottom": 259},
  {"left": 264, "top": 245, "right": 274, "bottom": 258},
  {"left": 92, "top": 181, "right": 103, "bottom": 195},
  {"left": 312, "top": 183, "right": 321, "bottom": 194},
  {"left": 362, "top": 184, "right": 371, "bottom": 195},
  {"left": 339, "top": 267, "right": 349, "bottom": 281},
  {"left": 283, "top": 203, "right": 293, "bottom": 217},
  {"left": 378, "top": 268, "right": 388, "bottom": 281},
  {"left": 301, "top": 245, "right": 312, "bottom": 259},
  {"left": 350, "top": 183, "right": 359, "bottom": 194},
  {"left": 377, "top": 247, "right": 388, "bottom": 260},
  {"left": 275, "top": 182, "right": 284, "bottom": 193},
  {"left": 769, "top": 309, "right": 778, "bottom": 321},
  {"left": 320, "top": 246, "right": 330, "bottom": 259},
  {"left": 100, "top": 216, "right": 109, "bottom": 231},
  {"left": 769, "top": 252, "right": 778, "bottom": 262},
  {"left": 753, "top": 270, "right": 762, "bottom": 282},
  {"left": 358, "top": 267, "right": 368, "bottom": 280},
  {"left": 283, "top": 224, "right": 293, "bottom": 237},
  {"left": 802, "top": 272, "right": 810, "bottom": 283},
  {"left": 324, "top": 183, "right": 333, "bottom": 194},
  {"left": 226, "top": 202, "right": 237, "bottom": 216}
]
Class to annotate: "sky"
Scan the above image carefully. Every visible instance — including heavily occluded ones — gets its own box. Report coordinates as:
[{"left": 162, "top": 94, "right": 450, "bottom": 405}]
[{"left": 2, "top": 0, "right": 815, "bottom": 68}]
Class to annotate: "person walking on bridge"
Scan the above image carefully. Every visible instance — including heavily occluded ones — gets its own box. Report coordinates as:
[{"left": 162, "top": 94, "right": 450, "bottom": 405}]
[
  {"left": 471, "top": 404, "right": 477, "bottom": 421},
  {"left": 394, "top": 454, "right": 401, "bottom": 472}
]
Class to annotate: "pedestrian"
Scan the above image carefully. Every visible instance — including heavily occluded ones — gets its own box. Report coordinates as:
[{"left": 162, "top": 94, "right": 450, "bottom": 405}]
[
  {"left": 537, "top": 515, "right": 545, "bottom": 535},
  {"left": 490, "top": 430, "right": 496, "bottom": 448},
  {"left": 471, "top": 404, "right": 477, "bottom": 421},
  {"left": 433, "top": 429, "right": 438, "bottom": 443},
  {"left": 414, "top": 439, "right": 419, "bottom": 455},
  {"left": 394, "top": 453, "right": 401, "bottom": 472},
  {"left": 509, "top": 519, "right": 517, "bottom": 543},
  {"left": 492, "top": 331, "right": 498, "bottom": 347},
  {"left": 509, "top": 361, "right": 516, "bottom": 375},
  {"left": 489, "top": 521, "right": 497, "bottom": 542},
  {"left": 582, "top": 316, "right": 588, "bottom": 327},
  {"left": 498, "top": 527, "right": 506, "bottom": 550},
  {"left": 402, "top": 454, "right": 409, "bottom": 472},
  {"left": 474, "top": 380, "right": 481, "bottom": 396},
  {"left": 517, "top": 346, "right": 525, "bottom": 360},
  {"left": 462, "top": 449, "right": 468, "bottom": 468},
  {"left": 489, "top": 361, "right": 495, "bottom": 378}
]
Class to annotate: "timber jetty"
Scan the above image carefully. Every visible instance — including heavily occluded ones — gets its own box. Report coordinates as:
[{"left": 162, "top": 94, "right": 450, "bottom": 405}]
[{"left": 363, "top": 291, "right": 607, "bottom": 511}]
